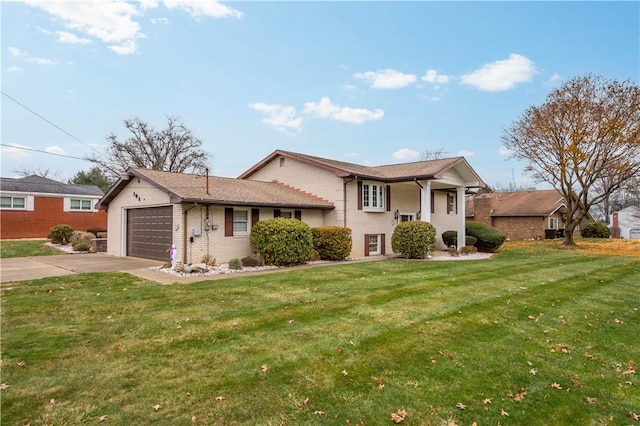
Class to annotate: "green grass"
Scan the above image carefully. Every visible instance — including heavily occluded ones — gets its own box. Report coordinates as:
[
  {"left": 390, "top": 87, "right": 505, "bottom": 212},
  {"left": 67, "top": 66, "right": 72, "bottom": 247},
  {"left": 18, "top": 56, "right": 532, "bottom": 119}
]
[
  {"left": 0, "top": 239, "right": 60, "bottom": 258},
  {"left": 1, "top": 243, "right": 639, "bottom": 425}
]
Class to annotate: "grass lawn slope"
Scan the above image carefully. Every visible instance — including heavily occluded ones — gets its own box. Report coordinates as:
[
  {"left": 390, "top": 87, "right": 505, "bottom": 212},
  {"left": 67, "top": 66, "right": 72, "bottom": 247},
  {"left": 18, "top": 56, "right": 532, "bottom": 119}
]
[{"left": 1, "top": 240, "right": 639, "bottom": 425}]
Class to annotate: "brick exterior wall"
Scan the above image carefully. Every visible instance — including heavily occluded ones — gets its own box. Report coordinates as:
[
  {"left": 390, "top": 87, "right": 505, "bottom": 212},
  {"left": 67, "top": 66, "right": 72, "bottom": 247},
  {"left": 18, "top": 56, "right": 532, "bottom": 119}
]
[
  {"left": 1, "top": 196, "right": 107, "bottom": 239},
  {"left": 491, "top": 216, "right": 547, "bottom": 240}
]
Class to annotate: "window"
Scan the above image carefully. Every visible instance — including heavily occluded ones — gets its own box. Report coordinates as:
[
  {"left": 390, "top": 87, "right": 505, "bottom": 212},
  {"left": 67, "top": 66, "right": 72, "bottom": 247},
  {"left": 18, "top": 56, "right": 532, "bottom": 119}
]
[
  {"left": 1, "top": 196, "right": 25, "bottom": 209},
  {"left": 368, "top": 234, "right": 380, "bottom": 255},
  {"left": 233, "top": 210, "right": 249, "bottom": 234},
  {"left": 362, "top": 182, "right": 385, "bottom": 211},
  {"left": 399, "top": 213, "right": 414, "bottom": 222},
  {"left": 280, "top": 210, "right": 293, "bottom": 219},
  {"left": 279, "top": 157, "right": 285, "bottom": 167},
  {"left": 548, "top": 217, "right": 558, "bottom": 230},
  {"left": 70, "top": 199, "right": 93, "bottom": 211},
  {"left": 447, "top": 193, "right": 457, "bottom": 214}
]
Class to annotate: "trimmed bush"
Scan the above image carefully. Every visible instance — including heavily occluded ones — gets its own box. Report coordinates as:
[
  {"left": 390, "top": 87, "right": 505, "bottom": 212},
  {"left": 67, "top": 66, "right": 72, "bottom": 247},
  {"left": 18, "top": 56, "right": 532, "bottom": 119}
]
[
  {"left": 241, "top": 254, "right": 264, "bottom": 267},
  {"left": 70, "top": 231, "right": 95, "bottom": 247},
  {"left": 465, "top": 222, "right": 506, "bottom": 253},
  {"left": 391, "top": 221, "right": 437, "bottom": 259},
  {"left": 581, "top": 222, "right": 611, "bottom": 238},
  {"left": 250, "top": 218, "right": 314, "bottom": 266},
  {"left": 311, "top": 226, "right": 352, "bottom": 261},
  {"left": 72, "top": 241, "right": 92, "bottom": 252},
  {"left": 228, "top": 258, "right": 243, "bottom": 270},
  {"left": 48, "top": 224, "right": 74, "bottom": 245},
  {"left": 441, "top": 230, "right": 478, "bottom": 248}
]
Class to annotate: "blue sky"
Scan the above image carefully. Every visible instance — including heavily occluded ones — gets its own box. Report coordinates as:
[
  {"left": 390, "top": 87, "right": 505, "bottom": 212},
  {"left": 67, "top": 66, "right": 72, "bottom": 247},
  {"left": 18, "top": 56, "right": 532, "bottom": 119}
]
[{"left": 2, "top": 1, "right": 638, "bottom": 189}]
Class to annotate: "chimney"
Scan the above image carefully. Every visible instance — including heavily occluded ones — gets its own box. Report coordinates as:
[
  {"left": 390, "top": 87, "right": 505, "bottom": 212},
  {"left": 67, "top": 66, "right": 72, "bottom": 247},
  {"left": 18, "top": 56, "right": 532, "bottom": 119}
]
[
  {"left": 473, "top": 195, "right": 493, "bottom": 226},
  {"left": 205, "top": 168, "right": 210, "bottom": 195},
  {"left": 611, "top": 211, "right": 621, "bottom": 238}
]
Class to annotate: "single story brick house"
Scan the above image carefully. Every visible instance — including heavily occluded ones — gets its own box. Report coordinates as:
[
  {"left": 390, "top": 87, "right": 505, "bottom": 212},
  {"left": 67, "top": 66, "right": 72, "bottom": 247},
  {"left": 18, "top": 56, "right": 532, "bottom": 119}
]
[
  {"left": 466, "top": 189, "right": 594, "bottom": 240},
  {"left": 610, "top": 205, "right": 640, "bottom": 239},
  {"left": 97, "top": 150, "right": 486, "bottom": 263},
  {"left": 0, "top": 175, "right": 107, "bottom": 240}
]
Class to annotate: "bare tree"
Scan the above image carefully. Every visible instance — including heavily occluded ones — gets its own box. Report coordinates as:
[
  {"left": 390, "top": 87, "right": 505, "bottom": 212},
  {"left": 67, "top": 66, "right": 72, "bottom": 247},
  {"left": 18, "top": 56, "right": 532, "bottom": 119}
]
[
  {"left": 88, "top": 116, "right": 211, "bottom": 179},
  {"left": 502, "top": 74, "right": 640, "bottom": 247},
  {"left": 15, "top": 167, "right": 61, "bottom": 180},
  {"left": 421, "top": 148, "right": 449, "bottom": 160}
]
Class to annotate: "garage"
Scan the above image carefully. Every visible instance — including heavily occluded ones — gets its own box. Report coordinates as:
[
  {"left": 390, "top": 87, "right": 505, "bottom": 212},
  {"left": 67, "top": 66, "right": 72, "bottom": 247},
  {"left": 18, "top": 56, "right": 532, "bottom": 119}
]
[
  {"left": 126, "top": 206, "right": 173, "bottom": 261},
  {"left": 630, "top": 229, "right": 640, "bottom": 239}
]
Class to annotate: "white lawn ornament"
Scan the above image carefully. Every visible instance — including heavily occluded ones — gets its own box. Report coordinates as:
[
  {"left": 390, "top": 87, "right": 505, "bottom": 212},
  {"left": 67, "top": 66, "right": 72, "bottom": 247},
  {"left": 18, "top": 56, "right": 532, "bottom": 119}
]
[{"left": 169, "top": 245, "right": 178, "bottom": 269}]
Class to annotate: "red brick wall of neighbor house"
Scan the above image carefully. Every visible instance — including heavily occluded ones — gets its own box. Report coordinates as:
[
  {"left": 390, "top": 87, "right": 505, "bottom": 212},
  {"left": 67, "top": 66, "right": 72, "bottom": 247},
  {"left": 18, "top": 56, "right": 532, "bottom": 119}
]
[
  {"left": 473, "top": 196, "right": 493, "bottom": 225},
  {"left": 492, "top": 216, "right": 546, "bottom": 240},
  {"left": 0, "top": 196, "right": 107, "bottom": 239}
]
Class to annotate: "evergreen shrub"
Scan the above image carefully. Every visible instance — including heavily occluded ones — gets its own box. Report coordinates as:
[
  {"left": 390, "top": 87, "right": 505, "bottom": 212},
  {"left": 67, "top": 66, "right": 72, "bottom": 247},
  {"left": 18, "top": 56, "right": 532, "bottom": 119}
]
[
  {"left": 311, "top": 226, "right": 352, "bottom": 260},
  {"left": 581, "top": 222, "right": 611, "bottom": 238},
  {"left": 391, "top": 221, "right": 436, "bottom": 259},
  {"left": 48, "top": 224, "right": 74, "bottom": 245},
  {"left": 441, "top": 230, "right": 478, "bottom": 247},
  {"left": 465, "top": 222, "right": 506, "bottom": 253},
  {"left": 250, "top": 218, "right": 313, "bottom": 266}
]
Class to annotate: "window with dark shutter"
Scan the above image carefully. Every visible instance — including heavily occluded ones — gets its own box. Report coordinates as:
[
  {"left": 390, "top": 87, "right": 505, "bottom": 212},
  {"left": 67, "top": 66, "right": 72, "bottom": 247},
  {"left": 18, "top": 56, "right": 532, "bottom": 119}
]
[
  {"left": 295, "top": 210, "right": 302, "bottom": 220},
  {"left": 252, "top": 208, "right": 260, "bottom": 227},
  {"left": 357, "top": 181, "right": 363, "bottom": 210},
  {"left": 386, "top": 185, "right": 391, "bottom": 211}
]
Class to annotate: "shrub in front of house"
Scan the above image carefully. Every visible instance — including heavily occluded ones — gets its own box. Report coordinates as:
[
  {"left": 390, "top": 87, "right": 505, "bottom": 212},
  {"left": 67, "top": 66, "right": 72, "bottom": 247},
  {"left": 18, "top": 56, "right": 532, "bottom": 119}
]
[
  {"left": 581, "top": 222, "right": 611, "bottom": 238},
  {"left": 70, "top": 231, "right": 95, "bottom": 247},
  {"left": 228, "top": 258, "right": 243, "bottom": 270},
  {"left": 48, "top": 224, "right": 74, "bottom": 245},
  {"left": 441, "top": 230, "right": 478, "bottom": 248},
  {"left": 311, "top": 226, "right": 352, "bottom": 261},
  {"left": 392, "top": 221, "right": 436, "bottom": 259},
  {"left": 241, "top": 254, "right": 265, "bottom": 267},
  {"left": 250, "top": 218, "right": 314, "bottom": 266},
  {"left": 72, "top": 241, "right": 92, "bottom": 252},
  {"left": 465, "top": 222, "right": 506, "bottom": 253}
]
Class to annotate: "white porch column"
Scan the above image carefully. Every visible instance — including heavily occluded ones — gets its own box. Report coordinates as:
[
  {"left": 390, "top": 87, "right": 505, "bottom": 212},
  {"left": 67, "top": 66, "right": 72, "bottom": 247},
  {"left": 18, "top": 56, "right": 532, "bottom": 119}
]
[
  {"left": 420, "top": 180, "right": 431, "bottom": 223},
  {"left": 457, "top": 186, "right": 466, "bottom": 249}
]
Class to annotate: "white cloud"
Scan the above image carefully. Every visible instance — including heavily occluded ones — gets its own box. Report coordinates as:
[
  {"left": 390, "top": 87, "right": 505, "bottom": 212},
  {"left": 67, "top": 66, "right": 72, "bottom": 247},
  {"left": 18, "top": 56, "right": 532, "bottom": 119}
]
[
  {"left": 7, "top": 66, "right": 23, "bottom": 72},
  {"left": 8, "top": 46, "right": 57, "bottom": 64},
  {"left": 461, "top": 54, "right": 537, "bottom": 91},
  {"left": 354, "top": 69, "right": 417, "bottom": 89},
  {"left": 1, "top": 144, "right": 30, "bottom": 158},
  {"left": 108, "top": 39, "right": 139, "bottom": 55},
  {"left": 457, "top": 150, "right": 475, "bottom": 157},
  {"left": 421, "top": 69, "right": 450, "bottom": 84},
  {"left": 163, "top": 0, "right": 243, "bottom": 18},
  {"left": 151, "top": 17, "right": 170, "bottom": 25},
  {"left": 249, "top": 102, "right": 302, "bottom": 135},
  {"left": 498, "top": 146, "right": 512, "bottom": 156},
  {"left": 57, "top": 31, "right": 92, "bottom": 44},
  {"left": 392, "top": 148, "right": 421, "bottom": 160},
  {"left": 304, "top": 97, "right": 384, "bottom": 124},
  {"left": 46, "top": 146, "right": 67, "bottom": 155}
]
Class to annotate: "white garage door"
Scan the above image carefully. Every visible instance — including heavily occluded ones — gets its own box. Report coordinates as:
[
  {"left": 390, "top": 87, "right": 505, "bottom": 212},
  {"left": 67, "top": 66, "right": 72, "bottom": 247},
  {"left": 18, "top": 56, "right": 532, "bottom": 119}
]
[{"left": 630, "top": 229, "right": 640, "bottom": 239}]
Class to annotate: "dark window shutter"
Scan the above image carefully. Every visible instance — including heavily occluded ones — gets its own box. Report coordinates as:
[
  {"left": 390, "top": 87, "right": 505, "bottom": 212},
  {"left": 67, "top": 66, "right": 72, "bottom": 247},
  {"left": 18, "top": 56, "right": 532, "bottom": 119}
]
[
  {"left": 386, "top": 185, "right": 391, "bottom": 211},
  {"left": 274, "top": 209, "right": 281, "bottom": 218},
  {"left": 364, "top": 234, "right": 370, "bottom": 256},
  {"left": 430, "top": 191, "right": 435, "bottom": 214},
  {"left": 455, "top": 193, "right": 458, "bottom": 214},
  {"left": 380, "top": 233, "right": 386, "bottom": 255},
  {"left": 224, "top": 208, "right": 233, "bottom": 237},
  {"left": 251, "top": 208, "right": 260, "bottom": 228},
  {"left": 357, "top": 181, "right": 363, "bottom": 210},
  {"left": 294, "top": 209, "right": 302, "bottom": 220}
]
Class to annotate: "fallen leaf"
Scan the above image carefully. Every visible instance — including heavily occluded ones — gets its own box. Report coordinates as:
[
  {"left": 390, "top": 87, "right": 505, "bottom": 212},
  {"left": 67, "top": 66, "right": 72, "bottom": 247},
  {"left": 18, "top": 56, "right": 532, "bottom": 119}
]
[
  {"left": 215, "top": 396, "right": 225, "bottom": 402},
  {"left": 152, "top": 404, "right": 161, "bottom": 411},
  {"left": 629, "top": 411, "right": 640, "bottom": 421},
  {"left": 314, "top": 411, "right": 325, "bottom": 417},
  {"left": 530, "top": 368, "right": 538, "bottom": 375},
  {"left": 341, "top": 370, "right": 349, "bottom": 376},
  {"left": 551, "top": 382, "right": 563, "bottom": 390},
  {"left": 50, "top": 399, "right": 56, "bottom": 405},
  {"left": 17, "top": 361, "right": 26, "bottom": 367},
  {"left": 98, "top": 415, "right": 108, "bottom": 422},
  {"left": 0, "top": 384, "right": 9, "bottom": 390},
  {"left": 261, "top": 364, "right": 269, "bottom": 373},
  {"left": 406, "top": 380, "right": 418, "bottom": 387},
  {"left": 586, "top": 397, "right": 597, "bottom": 404},
  {"left": 391, "top": 409, "right": 407, "bottom": 423},
  {"left": 191, "top": 415, "right": 197, "bottom": 423},
  {"left": 513, "top": 389, "right": 527, "bottom": 401},
  {"left": 483, "top": 398, "right": 492, "bottom": 404},
  {"left": 501, "top": 409, "right": 509, "bottom": 417},
  {"left": 455, "top": 402, "right": 466, "bottom": 410}
]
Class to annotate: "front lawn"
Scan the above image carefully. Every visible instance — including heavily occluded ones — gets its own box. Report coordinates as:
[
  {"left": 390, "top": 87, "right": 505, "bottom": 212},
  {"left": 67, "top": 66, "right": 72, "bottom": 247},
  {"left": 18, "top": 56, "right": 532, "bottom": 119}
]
[
  {"left": 1, "top": 242, "right": 638, "bottom": 425},
  {"left": 0, "top": 239, "right": 61, "bottom": 258}
]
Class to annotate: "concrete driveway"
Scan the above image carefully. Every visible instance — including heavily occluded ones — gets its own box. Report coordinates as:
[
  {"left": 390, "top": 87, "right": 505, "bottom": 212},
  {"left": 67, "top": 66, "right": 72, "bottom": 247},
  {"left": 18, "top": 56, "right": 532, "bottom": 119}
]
[{"left": 0, "top": 253, "right": 163, "bottom": 283}]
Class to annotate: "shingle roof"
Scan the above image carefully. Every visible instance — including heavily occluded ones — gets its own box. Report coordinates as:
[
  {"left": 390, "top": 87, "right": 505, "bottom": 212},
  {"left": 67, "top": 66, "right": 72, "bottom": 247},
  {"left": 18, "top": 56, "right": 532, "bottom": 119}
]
[
  {"left": 0, "top": 175, "right": 104, "bottom": 196},
  {"left": 98, "top": 168, "right": 334, "bottom": 210},
  {"left": 466, "top": 189, "right": 566, "bottom": 217},
  {"left": 239, "top": 149, "right": 485, "bottom": 185}
]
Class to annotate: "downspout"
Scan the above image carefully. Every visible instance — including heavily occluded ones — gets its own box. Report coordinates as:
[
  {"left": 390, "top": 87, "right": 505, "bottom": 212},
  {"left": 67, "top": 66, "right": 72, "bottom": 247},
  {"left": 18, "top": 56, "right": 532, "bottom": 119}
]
[
  {"left": 183, "top": 203, "right": 198, "bottom": 264},
  {"left": 414, "top": 179, "right": 423, "bottom": 220}
]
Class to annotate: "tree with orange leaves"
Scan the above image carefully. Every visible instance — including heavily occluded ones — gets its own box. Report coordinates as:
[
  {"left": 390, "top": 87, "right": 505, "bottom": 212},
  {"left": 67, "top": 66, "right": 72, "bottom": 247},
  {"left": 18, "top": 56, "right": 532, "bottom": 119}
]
[{"left": 502, "top": 74, "right": 640, "bottom": 247}]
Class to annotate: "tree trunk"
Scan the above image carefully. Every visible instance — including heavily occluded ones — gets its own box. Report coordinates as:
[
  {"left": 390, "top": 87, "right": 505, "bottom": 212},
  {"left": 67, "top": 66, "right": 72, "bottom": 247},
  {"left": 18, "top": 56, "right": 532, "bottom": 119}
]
[{"left": 562, "top": 225, "right": 577, "bottom": 247}]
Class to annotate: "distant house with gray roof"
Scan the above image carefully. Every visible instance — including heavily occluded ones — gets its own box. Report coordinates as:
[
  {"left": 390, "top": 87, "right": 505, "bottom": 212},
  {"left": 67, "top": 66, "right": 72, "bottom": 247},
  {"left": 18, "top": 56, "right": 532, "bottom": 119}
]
[{"left": 0, "top": 175, "right": 107, "bottom": 240}]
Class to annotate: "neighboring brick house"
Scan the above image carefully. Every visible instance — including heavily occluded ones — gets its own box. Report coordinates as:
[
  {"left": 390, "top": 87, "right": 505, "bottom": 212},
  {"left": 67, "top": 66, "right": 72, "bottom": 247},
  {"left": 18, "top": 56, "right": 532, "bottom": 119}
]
[
  {"left": 466, "top": 189, "right": 594, "bottom": 240},
  {"left": 0, "top": 175, "right": 107, "bottom": 240},
  {"left": 610, "top": 205, "right": 640, "bottom": 239},
  {"left": 97, "top": 150, "right": 486, "bottom": 262}
]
